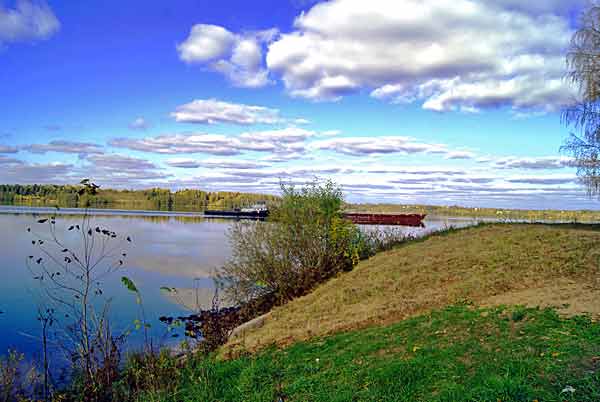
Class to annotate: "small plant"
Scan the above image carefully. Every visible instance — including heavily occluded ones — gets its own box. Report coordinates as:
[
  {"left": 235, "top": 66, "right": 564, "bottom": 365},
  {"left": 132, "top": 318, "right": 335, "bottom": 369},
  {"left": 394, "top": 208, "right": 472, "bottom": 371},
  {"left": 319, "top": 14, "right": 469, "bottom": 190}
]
[
  {"left": 113, "top": 348, "right": 180, "bottom": 401},
  {"left": 511, "top": 307, "right": 527, "bottom": 322},
  {"left": 0, "top": 349, "right": 42, "bottom": 402},
  {"left": 25, "top": 179, "right": 132, "bottom": 401}
]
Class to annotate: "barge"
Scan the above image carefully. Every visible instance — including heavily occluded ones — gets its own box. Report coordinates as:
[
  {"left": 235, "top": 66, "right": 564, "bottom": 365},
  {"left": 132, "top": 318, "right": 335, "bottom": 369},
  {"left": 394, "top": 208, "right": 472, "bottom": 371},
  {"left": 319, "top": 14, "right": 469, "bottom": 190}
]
[
  {"left": 204, "top": 202, "right": 269, "bottom": 219},
  {"left": 343, "top": 212, "right": 426, "bottom": 227}
]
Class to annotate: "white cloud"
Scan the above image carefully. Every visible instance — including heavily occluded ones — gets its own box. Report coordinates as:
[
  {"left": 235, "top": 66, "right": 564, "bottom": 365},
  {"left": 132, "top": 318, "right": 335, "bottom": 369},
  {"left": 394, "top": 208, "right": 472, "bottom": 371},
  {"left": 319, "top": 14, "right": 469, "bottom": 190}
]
[
  {"left": 82, "top": 154, "right": 170, "bottom": 187},
  {"left": 166, "top": 158, "right": 270, "bottom": 170},
  {"left": 507, "top": 175, "right": 576, "bottom": 185},
  {"left": 129, "top": 117, "right": 150, "bottom": 131},
  {"left": 239, "top": 126, "right": 315, "bottom": 143},
  {"left": 0, "top": 155, "right": 23, "bottom": 165},
  {"left": 493, "top": 156, "right": 575, "bottom": 170},
  {"left": 86, "top": 154, "right": 158, "bottom": 171},
  {"left": 420, "top": 76, "right": 574, "bottom": 113},
  {"left": 171, "top": 99, "right": 282, "bottom": 125},
  {"left": 0, "top": 145, "right": 17, "bottom": 153},
  {"left": 177, "top": 24, "right": 235, "bottom": 63},
  {"left": 0, "top": 161, "right": 74, "bottom": 184},
  {"left": 111, "top": 134, "right": 244, "bottom": 156},
  {"left": 110, "top": 127, "right": 332, "bottom": 157},
  {"left": 309, "top": 136, "right": 458, "bottom": 157},
  {"left": 0, "top": 0, "right": 60, "bottom": 46},
  {"left": 21, "top": 140, "right": 104, "bottom": 156},
  {"left": 263, "top": 0, "right": 576, "bottom": 111},
  {"left": 112, "top": 129, "right": 477, "bottom": 162},
  {"left": 177, "top": 24, "right": 276, "bottom": 88},
  {"left": 445, "top": 150, "right": 475, "bottom": 160}
]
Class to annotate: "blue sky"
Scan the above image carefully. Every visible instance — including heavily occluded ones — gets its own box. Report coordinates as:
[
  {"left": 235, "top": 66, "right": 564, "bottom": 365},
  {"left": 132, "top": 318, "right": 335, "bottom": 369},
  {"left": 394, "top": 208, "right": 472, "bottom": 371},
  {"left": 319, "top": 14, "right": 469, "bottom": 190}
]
[{"left": 0, "top": 0, "right": 596, "bottom": 209}]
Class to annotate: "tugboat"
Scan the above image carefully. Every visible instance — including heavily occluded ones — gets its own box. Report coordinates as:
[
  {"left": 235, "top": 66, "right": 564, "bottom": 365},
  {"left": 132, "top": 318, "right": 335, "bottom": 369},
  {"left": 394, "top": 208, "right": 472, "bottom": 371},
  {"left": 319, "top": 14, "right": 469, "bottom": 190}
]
[{"left": 204, "top": 201, "right": 269, "bottom": 219}]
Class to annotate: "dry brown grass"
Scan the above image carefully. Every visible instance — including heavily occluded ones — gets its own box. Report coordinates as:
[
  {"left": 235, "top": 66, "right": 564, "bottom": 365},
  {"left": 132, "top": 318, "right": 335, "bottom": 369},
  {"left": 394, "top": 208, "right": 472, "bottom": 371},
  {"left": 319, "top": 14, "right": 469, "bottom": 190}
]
[{"left": 222, "top": 224, "right": 600, "bottom": 356}]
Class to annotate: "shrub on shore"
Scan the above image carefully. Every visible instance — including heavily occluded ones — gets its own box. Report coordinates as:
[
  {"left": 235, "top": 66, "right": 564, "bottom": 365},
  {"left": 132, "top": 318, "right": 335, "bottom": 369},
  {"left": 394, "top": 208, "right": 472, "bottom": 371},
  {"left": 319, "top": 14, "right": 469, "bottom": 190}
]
[
  {"left": 218, "top": 180, "right": 362, "bottom": 305},
  {"left": 176, "top": 180, "right": 413, "bottom": 354}
]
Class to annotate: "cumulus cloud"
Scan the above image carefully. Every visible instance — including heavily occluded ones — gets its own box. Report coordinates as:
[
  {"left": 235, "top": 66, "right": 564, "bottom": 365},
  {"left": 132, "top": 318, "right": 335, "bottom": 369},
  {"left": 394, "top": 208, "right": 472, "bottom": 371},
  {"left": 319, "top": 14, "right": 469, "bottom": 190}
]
[
  {"left": 177, "top": 24, "right": 276, "bottom": 88},
  {"left": 171, "top": 99, "right": 282, "bottom": 125},
  {"left": 0, "top": 0, "right": 60, "bottom": 46},
  {"left": 177, "top": 24, "right": 235, "bottom": 63},
  {"left": 262, "top": 0, "right": 576, "bottom": 111},
  {"left": 21, "top": 140, "right": 104, "bottom": 156},
  {"left": 129, "top": 117, "right": 150, "bottom": 131}
]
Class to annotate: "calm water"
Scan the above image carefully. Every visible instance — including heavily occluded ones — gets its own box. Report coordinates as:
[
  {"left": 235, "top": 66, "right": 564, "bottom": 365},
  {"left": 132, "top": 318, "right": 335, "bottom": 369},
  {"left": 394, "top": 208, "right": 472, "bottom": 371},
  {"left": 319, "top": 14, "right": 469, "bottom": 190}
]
[{"left": 0, "top": 206, "right": 481, "bottom": 360}]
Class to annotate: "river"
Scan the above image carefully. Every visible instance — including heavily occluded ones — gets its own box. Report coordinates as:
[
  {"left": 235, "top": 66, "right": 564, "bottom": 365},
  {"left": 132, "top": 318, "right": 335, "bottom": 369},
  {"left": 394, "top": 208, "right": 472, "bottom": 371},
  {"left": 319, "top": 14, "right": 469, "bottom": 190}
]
[{"left": 0, "top": 205, "right": 482, "bottom": 361}]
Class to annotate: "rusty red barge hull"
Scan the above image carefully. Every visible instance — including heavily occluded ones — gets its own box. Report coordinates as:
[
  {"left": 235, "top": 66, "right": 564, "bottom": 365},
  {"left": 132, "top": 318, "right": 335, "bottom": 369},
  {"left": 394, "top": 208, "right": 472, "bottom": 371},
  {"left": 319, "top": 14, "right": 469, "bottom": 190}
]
[{"left": 343, "top": 213, "right": 426, "bottom": 227}]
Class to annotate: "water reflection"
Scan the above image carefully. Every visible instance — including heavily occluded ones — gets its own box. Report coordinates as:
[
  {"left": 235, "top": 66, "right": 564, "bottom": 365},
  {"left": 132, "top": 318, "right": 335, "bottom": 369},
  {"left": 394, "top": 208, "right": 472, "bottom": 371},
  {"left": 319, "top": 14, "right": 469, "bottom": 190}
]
[{"left": 0, "top": 207, "right": 233, "bottom": 357}]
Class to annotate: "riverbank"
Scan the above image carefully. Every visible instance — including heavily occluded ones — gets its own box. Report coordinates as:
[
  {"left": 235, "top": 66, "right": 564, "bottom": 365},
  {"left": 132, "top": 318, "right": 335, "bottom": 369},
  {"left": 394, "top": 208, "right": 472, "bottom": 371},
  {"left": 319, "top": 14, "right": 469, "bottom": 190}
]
[
  {"left": 35, "top": 224, "right": 600, "bottom": 400},
  {"left": 224, "top": 224, "right": 600, "bottom": 354},
  {"left": 129, "top": 223, "right": 600, "bottom": 401}
]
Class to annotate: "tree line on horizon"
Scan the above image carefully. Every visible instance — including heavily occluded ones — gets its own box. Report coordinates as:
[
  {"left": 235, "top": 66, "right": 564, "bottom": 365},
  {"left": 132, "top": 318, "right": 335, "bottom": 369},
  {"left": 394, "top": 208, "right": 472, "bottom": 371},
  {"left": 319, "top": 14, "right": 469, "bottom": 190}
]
[{"left": 0, "top": 184, "right": 278, "bottom": 212}]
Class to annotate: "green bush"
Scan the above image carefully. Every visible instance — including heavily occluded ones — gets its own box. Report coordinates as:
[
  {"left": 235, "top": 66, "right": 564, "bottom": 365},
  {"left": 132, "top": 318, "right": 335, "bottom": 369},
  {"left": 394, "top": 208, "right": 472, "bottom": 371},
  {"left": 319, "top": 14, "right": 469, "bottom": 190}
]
[{"left": 218, "top": 180, "right": 361, "bottom": 304}]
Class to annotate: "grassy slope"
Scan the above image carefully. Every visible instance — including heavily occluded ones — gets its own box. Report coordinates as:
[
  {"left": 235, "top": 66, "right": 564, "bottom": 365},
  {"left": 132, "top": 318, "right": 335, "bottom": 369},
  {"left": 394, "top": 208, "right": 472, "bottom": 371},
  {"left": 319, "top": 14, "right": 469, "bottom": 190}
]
[
  {"left": 153, "top": 306, "right": 600, "bottom": 401},
  {"left": 225, "top": 224, "right": 600, "bottom": 354},
  {"left": 142, "top": 224, "right": 600, "bottom": 402}
]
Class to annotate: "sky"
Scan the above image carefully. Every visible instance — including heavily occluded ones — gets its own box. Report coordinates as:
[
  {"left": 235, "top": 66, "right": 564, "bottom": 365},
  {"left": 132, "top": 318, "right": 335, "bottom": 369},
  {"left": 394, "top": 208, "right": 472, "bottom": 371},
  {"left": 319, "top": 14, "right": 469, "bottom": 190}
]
[{"left": 0, "top": 0, "right": 596, "bottom": 209}]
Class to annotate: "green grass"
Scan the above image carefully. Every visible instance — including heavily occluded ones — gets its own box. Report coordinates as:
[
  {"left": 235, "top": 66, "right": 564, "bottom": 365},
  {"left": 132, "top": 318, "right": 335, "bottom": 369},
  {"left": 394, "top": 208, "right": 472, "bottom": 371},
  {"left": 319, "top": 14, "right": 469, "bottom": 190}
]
[
  {"left": 225, "top": 224, "right": 600, "bottom": 353},
  {"left": 142, "top": 305, "right": 600, "bottom": 401}
]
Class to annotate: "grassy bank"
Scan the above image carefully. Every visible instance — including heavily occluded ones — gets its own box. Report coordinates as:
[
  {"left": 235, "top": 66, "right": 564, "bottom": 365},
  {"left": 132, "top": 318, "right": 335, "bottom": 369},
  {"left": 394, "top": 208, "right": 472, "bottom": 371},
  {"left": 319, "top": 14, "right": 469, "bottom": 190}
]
[
  {"left": 46, "top": 224, "right": 600, "bottom": 401},
  {"left": 141, "top": 305, "right": 600, "bottom": 401},
  {"left": 225, "top": 224, "right": 600, "bottom": 353},
  {"left": 136, "top": 224, "right": 600, "bottom": 401}
]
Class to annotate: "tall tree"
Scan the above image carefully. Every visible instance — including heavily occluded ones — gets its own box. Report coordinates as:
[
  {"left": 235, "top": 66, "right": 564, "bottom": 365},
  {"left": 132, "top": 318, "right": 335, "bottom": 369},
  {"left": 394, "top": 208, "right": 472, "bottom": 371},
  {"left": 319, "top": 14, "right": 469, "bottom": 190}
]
[{"left": 563, "top": 3, "right": 600, "bottom": 196}]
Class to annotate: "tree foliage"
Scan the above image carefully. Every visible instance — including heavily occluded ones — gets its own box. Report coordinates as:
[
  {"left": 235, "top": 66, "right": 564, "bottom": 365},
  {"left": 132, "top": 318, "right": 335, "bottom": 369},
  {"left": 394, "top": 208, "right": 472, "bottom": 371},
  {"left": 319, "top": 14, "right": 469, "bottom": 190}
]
[
  {"left": 562, "top": 2, "right": 600, "bottom": 196},
  {"left": 0, "top": 184, "right": 277, "bottom": 212}
]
